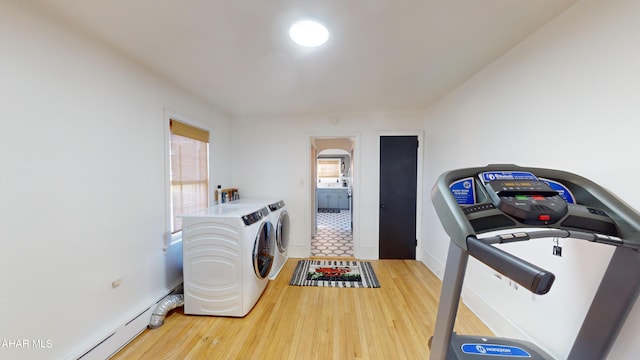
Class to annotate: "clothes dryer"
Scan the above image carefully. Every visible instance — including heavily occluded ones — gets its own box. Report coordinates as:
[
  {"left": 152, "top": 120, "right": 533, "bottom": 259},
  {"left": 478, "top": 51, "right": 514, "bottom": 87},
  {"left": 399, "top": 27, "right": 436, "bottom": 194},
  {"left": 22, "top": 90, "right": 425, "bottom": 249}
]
[
  {"left": 229, "top": 198, "right": 290, "bottom": 280},
  {"left": 267, "top": 200, "right": 289, "bottom": 280},
  {"left": 181, "top": 203, "right": 274, "bottom": 317}
]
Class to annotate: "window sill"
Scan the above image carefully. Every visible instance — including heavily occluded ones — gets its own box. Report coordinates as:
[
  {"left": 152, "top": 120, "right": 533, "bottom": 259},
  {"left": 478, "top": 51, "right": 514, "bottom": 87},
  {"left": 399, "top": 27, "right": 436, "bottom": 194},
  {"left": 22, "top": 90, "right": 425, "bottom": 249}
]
[{"left": 165, "top": 231, "right": 183, "bottom": 251}]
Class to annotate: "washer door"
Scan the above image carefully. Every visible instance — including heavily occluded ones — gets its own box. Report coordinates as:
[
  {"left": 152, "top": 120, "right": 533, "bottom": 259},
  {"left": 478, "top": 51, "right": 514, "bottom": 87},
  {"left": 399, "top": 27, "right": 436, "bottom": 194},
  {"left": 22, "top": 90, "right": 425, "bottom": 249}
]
[
  {"left": 276, "top": 210, "right": 290, "bottom": 253},
  {"left": 253, "top": 220, "right": 274, "bottom": 279}
]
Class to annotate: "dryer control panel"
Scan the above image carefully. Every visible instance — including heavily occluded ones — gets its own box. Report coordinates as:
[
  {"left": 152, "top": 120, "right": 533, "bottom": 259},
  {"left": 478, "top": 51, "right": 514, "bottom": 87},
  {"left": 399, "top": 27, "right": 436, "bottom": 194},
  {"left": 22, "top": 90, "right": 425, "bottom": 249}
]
[
  {"left": 242, "top": 207, "right": 269, "bottom": 226},
  {"left": 484, "top": 179, "right": 568, "bottom": 225}
]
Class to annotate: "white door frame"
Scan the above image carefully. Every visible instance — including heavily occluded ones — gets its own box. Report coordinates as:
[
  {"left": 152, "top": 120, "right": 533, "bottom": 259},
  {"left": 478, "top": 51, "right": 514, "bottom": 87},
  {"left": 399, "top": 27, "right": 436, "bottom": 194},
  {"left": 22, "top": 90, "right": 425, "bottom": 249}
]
[{"left": 307, "top": 133, "right": 361, "bottom": 257}]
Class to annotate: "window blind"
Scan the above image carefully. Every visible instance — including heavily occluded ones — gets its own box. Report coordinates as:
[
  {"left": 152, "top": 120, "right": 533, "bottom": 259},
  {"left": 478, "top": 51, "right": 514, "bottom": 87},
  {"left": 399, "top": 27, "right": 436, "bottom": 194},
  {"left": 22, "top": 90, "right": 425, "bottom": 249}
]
[
  {"left": 170, "top": 119, "right": 209, "bottom": 233},
  {"left": 170, "top": 119, "right": 209, "bottom": 143},
  {"left": 317, "top": 159, "right": 341, "bottom": 178}
]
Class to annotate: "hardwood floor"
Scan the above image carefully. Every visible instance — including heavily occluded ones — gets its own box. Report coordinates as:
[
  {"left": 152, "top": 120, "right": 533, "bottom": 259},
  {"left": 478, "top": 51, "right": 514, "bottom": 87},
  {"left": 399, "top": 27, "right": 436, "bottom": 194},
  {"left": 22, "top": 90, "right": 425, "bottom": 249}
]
[{"left": 111, "top": 258, "right": 492, "bottom": 359}]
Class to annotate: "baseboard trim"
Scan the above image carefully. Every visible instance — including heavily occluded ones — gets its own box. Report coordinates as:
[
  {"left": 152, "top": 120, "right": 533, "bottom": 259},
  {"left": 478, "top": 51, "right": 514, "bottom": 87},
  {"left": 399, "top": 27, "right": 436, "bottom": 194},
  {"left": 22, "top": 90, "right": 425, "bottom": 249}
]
[
  {"left": 75, "top": 282, "right": 182, "bottom": 360},
  {"left": 460, "top": 285, "right": 527, "bottom": 338},
  {"left": 288, "top": 244, "right": 309, "bottom": 258},
  {"left": 420, "top": 250, "right": 445, "bottom": 280},
  {"left": 421, "top": 250, "right": 529, "bottom": 341}
]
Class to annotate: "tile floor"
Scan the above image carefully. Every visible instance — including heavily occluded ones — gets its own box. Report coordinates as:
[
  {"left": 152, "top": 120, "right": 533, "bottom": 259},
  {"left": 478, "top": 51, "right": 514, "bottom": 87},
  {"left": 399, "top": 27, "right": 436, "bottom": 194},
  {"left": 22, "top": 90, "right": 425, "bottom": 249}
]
[{"left": 311, "top": 209, "right": 353, "bottom": 257}]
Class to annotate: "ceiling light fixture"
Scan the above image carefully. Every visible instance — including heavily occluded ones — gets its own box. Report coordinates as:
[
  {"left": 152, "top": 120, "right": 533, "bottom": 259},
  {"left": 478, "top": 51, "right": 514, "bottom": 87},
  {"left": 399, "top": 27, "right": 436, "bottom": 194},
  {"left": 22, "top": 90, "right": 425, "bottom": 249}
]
[{"left": 289, "top": 19, "right": 329, "bottom": 47}]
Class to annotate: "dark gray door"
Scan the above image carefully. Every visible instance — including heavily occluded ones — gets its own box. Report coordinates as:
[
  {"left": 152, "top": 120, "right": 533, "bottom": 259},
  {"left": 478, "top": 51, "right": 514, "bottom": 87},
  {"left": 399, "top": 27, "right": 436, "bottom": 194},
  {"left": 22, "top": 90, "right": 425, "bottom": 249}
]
[{"left": 379, "top": 136, "right": 418, "bottom": 259}]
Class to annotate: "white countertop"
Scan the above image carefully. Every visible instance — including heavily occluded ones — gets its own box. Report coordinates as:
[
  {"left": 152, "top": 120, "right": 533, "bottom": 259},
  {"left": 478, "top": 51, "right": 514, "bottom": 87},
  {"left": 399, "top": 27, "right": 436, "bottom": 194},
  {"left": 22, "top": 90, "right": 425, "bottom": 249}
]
[
  {"left": 180, "top": 202, "right": 267, "bottom": 218},
  {"left": 317, "top": 184, "right": 349, "bottom": 189}
]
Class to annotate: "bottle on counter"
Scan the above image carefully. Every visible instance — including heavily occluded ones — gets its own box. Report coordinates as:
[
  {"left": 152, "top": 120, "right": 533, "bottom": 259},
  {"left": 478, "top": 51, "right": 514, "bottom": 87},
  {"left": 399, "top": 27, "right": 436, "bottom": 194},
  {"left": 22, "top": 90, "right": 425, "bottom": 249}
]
[{"left": 214, "top": 185, "right": 222, "bottom": 205}]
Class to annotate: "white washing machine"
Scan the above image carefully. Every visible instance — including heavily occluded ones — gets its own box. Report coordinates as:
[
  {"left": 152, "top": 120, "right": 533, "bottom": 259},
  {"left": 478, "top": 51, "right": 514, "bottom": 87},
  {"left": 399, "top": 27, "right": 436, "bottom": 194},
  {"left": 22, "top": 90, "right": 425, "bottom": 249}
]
[
  {"left": 266, "top": 200, "right": 289, "bottom": 280},
  {"left": 229, "top": 198, "right": 289, "bottom": 280},
  {"left": 181, "top": 203, "right": 274, "bottom": 317}
]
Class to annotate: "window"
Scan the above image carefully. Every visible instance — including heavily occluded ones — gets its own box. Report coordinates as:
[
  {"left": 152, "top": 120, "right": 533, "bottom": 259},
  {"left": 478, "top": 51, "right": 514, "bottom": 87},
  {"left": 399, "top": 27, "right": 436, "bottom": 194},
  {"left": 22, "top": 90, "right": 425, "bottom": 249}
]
[
  {"left": 169, "top": 119, "right": 210, "bottom": 239},
  {"left": 317, "top": 158, "right": 341, "bottom": 178}
]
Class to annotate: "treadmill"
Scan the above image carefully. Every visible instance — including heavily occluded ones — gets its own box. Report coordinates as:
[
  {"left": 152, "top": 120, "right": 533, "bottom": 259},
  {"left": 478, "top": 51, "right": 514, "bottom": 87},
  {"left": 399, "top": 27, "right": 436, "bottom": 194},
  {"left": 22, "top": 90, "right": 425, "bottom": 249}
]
[{"left": 429, "top": 164, "right": 640, "bottom": 360}]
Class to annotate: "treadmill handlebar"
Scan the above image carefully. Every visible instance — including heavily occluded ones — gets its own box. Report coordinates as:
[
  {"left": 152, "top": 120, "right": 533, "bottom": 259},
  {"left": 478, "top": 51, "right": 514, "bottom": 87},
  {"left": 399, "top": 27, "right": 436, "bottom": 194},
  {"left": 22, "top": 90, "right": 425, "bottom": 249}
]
[
  {"left": 466, "top": 235, "right": 555, "bottom": 295},
  {"left": 479, "top": 228, "right": 625, "bottom": 245}
]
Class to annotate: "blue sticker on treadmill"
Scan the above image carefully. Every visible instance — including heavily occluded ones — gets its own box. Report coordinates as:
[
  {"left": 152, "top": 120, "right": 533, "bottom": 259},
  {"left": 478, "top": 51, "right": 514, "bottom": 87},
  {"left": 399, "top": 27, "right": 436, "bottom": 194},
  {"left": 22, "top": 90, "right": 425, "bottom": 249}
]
[
  {"left": 461, "top": 343, "right": 532, "bottom": 357},
  {"left": 480, "top": 171, "right": 538, "bottom": 183},
  {"left": 449, "top": 177, "right": 475, "bottom": 205},
  {"left": 539, "top": 178, "right": 575, "bottom": 204}
]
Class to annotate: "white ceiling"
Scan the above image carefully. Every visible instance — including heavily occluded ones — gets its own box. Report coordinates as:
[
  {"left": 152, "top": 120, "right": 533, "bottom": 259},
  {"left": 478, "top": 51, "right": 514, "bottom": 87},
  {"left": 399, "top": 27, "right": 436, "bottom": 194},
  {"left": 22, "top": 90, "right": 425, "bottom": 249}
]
[{"left": 30, "top": 0, "right": 577, "bottom": 116}]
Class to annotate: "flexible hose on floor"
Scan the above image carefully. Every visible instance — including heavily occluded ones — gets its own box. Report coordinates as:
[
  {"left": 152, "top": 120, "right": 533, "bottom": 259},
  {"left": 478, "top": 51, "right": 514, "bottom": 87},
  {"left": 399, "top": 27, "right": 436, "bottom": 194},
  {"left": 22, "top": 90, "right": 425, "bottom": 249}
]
[{"left": 148, "top": 294, "right": 184, "bottom": 329}]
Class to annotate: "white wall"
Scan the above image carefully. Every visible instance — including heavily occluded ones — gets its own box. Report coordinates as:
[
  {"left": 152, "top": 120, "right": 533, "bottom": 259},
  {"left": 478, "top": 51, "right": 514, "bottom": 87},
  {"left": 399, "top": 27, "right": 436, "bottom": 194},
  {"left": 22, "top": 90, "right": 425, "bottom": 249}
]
[
  {"left": 422, "top": 0, "right": 640, "bottom": 358},
  {"left": 9, "top": 0, "right": 640, "bottom": 358},
  {"left": 230, "top": 112, "right": 423, "bottom": 260},
  {"left": 0, "top": 2, "right": 231, "bottom": 359}
]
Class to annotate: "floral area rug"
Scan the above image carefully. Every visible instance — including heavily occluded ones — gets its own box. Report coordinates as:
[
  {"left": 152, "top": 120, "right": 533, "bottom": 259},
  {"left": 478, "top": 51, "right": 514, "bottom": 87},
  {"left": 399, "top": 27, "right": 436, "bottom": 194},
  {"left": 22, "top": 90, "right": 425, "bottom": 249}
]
[{"left": 289, "top": 259, "right": 380, "bottom": 288}]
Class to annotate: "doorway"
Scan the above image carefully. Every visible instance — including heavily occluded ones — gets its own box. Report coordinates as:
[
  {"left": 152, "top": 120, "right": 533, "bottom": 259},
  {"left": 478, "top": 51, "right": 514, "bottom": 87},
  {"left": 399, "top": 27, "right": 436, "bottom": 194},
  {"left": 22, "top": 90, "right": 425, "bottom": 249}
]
[
  {"left": 310, "top": 137, "right": 355, "bottom": 257},
  {"left": 379, "top": 135, "right": 418, "bottom": 259}
]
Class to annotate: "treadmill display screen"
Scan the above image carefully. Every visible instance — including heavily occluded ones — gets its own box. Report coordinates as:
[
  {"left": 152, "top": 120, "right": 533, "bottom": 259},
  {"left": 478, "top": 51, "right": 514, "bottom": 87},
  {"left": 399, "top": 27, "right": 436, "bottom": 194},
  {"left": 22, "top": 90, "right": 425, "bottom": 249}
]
[{"left": 483, "top": 179, "right": 568, "bottom": 225}]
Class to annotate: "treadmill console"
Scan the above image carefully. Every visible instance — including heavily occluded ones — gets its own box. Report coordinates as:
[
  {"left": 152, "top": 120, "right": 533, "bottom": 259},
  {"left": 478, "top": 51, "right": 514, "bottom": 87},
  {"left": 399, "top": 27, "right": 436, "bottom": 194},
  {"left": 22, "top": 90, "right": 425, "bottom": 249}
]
[
  {"left": 484, "top": 179, "right": 568, "bottom": 225},
  {"left": 447, "top": 169, "right": 620, "bottom": 236}
]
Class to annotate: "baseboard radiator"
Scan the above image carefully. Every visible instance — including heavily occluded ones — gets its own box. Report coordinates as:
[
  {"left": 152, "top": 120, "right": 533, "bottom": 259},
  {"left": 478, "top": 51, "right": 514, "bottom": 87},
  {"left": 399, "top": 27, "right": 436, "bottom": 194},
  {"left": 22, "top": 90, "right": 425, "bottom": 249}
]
[{"left": 76, "top": 285, "right": 182, "bottom": 359}]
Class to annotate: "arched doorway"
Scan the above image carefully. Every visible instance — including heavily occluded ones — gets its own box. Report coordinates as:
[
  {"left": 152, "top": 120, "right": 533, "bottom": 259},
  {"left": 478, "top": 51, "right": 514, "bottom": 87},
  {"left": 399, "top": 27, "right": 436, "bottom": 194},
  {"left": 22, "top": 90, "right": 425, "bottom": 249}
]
[{"left": 310, "top": 137, "right": 356, "bottom": 257}]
